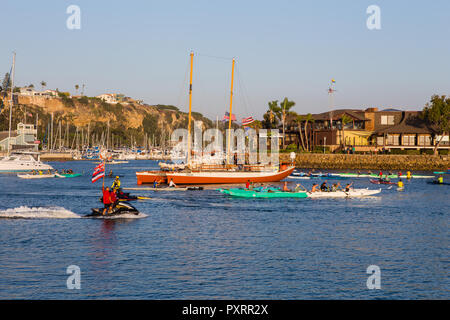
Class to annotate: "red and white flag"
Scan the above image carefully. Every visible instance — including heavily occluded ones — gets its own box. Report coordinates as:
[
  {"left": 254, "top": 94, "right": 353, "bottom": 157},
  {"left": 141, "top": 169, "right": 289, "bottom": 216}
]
[
  {"left": 242, "top": 116, "right": 255, "bottom": 126},
  {"left": 92, "top": 163, "right": 105, "bottom": 183}
]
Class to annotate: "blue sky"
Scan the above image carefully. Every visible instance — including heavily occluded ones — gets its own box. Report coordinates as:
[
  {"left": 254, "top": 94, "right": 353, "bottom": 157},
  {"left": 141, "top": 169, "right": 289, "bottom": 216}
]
[{"left": 1, "top": 0, "right": 449, "bottom": 120}]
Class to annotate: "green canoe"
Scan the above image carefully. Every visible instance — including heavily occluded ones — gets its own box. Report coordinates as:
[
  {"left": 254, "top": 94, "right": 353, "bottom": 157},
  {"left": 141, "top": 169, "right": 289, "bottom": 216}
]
[
  {"left": 56, "top": 173, "right": 82, "bottom": 178},
  {"left": 219, "top": 188, "right": 308, "bottom": 198}
]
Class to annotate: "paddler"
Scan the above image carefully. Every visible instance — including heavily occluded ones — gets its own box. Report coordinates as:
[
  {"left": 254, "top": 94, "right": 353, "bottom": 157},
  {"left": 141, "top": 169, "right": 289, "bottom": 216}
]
[
  {"left": 311, "top": 183, "right": 319, "bottom": 192},
  {"left": 111, "top": 176, "right": 121, "bottom": 191},
  {"left": 438, "top": 175, "right": 444, "bottom": 184},
  {"left": 246, "top": 180, "right": 251, "bottom": 189},
  {"left": 397, "top": 179, "right": 404, "bottom": 189},
  {"left": 168, "top": 179, "right": 177, "bottom": 188},
  {"left": 282, "top": 182, "right": 290, "bottom": 192},
  {"left": 320, "top": 181, "right": 328, "bottom": 192},
  {"left": 406, "top": 171, "right": 412, "bottom": 179},
  {"left": 344, "top": 182, "right": 353, "bottom": 192},
  {"left": 331, "top": 182, "right": 341, "bottom": 192},
  {"left": 153, "top": 180, "right": 159, "bottom": 188}
]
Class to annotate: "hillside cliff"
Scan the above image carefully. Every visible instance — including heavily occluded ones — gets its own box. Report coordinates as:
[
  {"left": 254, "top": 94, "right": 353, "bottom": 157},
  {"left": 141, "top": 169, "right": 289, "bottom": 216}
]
[{"left": 0, "top": 94, "right": 214, "bottom": 147}]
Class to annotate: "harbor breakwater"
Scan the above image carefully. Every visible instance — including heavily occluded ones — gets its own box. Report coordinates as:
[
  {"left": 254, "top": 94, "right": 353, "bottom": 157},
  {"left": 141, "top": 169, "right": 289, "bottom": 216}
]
[{"left": 280, "top": 153, "right": 450, "bottom": 171}]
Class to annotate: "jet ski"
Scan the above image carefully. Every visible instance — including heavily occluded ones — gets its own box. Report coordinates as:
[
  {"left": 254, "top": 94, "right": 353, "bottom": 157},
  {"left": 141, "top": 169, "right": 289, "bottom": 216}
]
[
  {"left": 87, "top": 201, "right": 139, "bottom": 217},
  {"left": 427, "top": 181, "right": 450, "bottom": 186},
  {"left": 99, "top": 189, "right": 148, "bottom": 202}
]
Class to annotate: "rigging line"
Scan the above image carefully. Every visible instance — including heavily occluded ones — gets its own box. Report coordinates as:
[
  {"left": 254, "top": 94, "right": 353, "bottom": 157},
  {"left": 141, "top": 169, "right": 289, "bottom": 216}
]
[
  {"left": 235, "top": 63, "right": 253, "bottom": 117},
  {"left": 197, "top": 52, "right": 234, "bottom": 61},
  {"left": 175, "top": 55, "right": 191, "bottom": 111}
]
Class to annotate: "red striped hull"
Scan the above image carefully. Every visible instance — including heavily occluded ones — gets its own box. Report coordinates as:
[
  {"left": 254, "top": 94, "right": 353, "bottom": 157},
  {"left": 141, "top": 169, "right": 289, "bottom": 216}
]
[{"left": 165, "top": 167, "right": 295, "bottom": 185}]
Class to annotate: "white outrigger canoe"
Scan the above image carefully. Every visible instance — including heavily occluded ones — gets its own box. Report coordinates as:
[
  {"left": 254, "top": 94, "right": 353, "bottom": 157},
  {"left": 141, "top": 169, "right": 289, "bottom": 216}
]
[
  {"left": 17, "top": 173, "right": 56, "bottom": 179},
  {"left": 307, "top": 188, "right": 381, "bottom": 198}
]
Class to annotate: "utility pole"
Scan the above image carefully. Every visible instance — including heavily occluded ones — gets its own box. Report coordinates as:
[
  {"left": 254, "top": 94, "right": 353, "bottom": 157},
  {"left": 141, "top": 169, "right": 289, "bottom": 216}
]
[
  {"left": 50, "top": 112, "right": 54, "bottom": 152},
  {"left": 7, "top": 52, "right": 16, "bottom": 155}
]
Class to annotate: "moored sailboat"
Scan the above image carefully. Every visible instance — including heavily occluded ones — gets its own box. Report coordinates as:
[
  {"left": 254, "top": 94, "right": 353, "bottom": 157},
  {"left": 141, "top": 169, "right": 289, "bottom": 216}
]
[{"left": 136, "top": 52, "right": 294, "bottom": 185}]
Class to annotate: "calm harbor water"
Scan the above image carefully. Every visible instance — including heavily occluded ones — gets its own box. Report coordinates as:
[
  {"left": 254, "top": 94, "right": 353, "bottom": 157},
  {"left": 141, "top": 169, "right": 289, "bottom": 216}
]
[{"left": 0, "top": 160, "right": 448, "bottom": 299}]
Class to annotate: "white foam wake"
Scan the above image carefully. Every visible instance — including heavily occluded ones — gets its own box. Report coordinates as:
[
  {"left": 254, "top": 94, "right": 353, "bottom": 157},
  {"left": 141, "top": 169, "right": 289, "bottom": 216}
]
[{"left": 0, "top": 206, "right": 81, "bottom": 219}]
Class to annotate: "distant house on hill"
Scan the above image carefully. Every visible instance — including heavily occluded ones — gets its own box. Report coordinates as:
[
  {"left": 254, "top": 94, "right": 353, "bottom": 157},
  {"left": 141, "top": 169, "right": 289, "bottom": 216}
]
[
  {"left": 97, "top": 94, "right": 118, "bottom": 104},
  {"left": 96, "top": 93, "right": 143, "bottom": 105},
  {"left": 18, "top": 87, "right": 59, "bottom": 98},
  {"left": 19, "top": 87, "right": 39, "bottom": 96},
  {"left": 41, "top": 89, "right": 58, "bottom": 97}
]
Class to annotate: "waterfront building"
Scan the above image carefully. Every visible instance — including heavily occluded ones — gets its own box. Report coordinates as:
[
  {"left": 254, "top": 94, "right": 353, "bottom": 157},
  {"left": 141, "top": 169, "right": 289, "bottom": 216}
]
[
  {"left": 285, "top": 107, "right": 449, "bottom": 152},
  {"left": 0, "top": 123, "right": 39, "bottom": 151}
]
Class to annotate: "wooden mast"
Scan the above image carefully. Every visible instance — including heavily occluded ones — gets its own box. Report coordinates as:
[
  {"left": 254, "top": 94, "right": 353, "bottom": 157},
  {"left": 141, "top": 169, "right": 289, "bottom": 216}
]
[
  {"left": 187, "top": 52, "right": 194, "bottom": 165},
  {"left": 226, "top": 58, "right": 235, "bottom": 165}
]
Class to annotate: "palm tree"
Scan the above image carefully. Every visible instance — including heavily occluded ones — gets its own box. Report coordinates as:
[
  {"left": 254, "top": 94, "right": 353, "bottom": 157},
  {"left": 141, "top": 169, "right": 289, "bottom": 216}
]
[
  {"left": 75, "top": 84, "right": 79, "bottom": 95},
  {"left": 340, "top": 114, "right": 353, "bottom": 147},
  {"left": 280, "top": 98, "right": 296, "bottom": 148},
  {"left": 40, "top": 81, "right": 47, "bottom": 91},
  {"left": 303, "top": 113, "right": 314, "bottom": 151},
  {"left": 295, "top": 113, "right": 306, "bottom": 151},
  {"left": 268, "top": 100, "right": 281, "bottom": 124}
]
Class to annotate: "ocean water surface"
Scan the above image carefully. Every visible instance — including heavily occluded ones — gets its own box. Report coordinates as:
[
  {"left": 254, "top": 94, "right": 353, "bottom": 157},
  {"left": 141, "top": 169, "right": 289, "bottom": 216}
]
[{"left": 0, "top": 160, "right": 448, "bottom": 299}]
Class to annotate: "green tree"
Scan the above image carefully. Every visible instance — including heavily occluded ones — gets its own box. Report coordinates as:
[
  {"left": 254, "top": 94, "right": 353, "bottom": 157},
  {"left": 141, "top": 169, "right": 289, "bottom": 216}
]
[
  {"left": 40, "top": 81, "right": 47, "bottom": 91},
  {"left": 421, "top": 95, "right": 450, "bottom": 155},
  {"left": 262, "top": 100, "right": 281, "bottom": 129},
  {"left": 2, "top": 73, "right": 11, "bottom": 92},
  {"left": 75, "top": 84, "right": 79, "bottom": 95}
]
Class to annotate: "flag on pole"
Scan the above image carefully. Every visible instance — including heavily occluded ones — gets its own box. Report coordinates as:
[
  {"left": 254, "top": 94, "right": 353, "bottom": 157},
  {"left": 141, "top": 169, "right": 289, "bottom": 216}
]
[
  {"left": 92, "top": 163, "right": 105, "bottom": 183},
  {"left": 222, "top": 112, "right": 236, "bottom": 121},
  {"left": 242, "top": 116, "right": 255, "bottom": 126}
]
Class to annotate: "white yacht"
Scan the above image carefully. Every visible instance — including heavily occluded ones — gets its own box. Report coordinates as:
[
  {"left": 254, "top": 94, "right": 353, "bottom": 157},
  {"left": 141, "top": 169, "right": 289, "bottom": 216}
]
[{"left": 0, "top": 152, "right": 53, "bottom": 173}]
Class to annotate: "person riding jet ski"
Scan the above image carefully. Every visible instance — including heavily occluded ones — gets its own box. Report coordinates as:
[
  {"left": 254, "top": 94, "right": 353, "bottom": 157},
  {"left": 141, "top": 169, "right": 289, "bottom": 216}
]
[{"left": 111, "top": 176, "right": 121, "bottom": 191}]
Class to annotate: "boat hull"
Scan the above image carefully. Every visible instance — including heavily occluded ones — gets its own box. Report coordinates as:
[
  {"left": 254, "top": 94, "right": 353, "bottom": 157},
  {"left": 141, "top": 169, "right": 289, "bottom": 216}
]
[
  {"left": 166, "top": 167, "right": 295, "bottom": 185},
  {"left": 307, "top": 188, "right": 381, "bottom": 198},
  {"left": 136, "top": 171, "right": 168, "bottom": 185},
  {"left": 17, "top": 174, "right": 55, "bottom": 179},
  {"left": 220, "top": 188, "right": 307, "bottom": 198}
]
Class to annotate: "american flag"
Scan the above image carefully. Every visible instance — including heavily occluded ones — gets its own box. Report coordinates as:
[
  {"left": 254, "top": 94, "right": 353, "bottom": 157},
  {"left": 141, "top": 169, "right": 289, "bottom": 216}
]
[
  {"left": 91, "top": 163, "right": 105, "bottom": 183},
  {"left": 241, "top": 116, "right": 255, "bottom": 126},
  {"left": 222, "top": 112, "right": 236, "bottom": 121}
]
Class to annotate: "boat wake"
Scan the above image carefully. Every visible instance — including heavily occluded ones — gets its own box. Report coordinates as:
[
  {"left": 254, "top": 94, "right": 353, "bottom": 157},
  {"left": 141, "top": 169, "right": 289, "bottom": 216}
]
[{"left": 0, "top": 206, "right": 81, "bottom": 219}]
